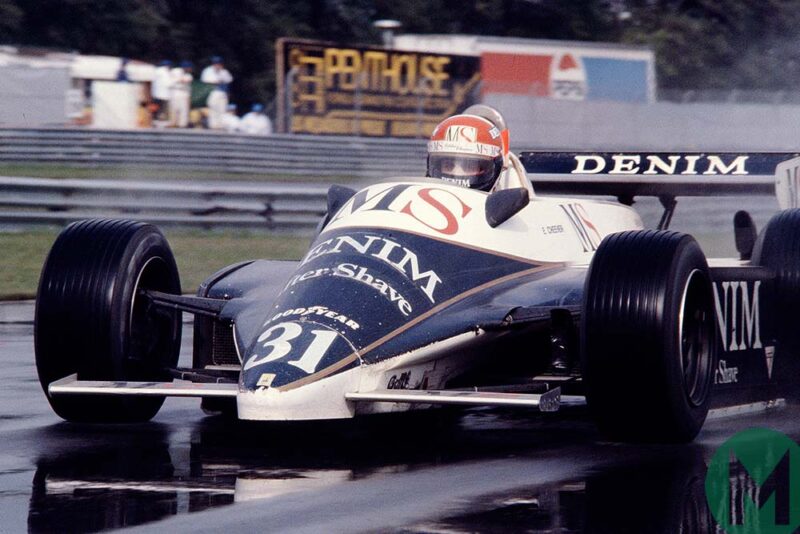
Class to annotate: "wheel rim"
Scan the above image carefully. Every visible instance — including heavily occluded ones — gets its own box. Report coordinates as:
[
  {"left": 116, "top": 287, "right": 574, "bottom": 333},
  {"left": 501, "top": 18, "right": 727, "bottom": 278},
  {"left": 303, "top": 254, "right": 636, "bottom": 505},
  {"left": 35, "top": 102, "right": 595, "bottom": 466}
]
[
  {"left": 678, "top": 269, "right": 714, "bottom": 407},
  {"left": 128, "top": 256, "right": 181, "bottom": 379}
]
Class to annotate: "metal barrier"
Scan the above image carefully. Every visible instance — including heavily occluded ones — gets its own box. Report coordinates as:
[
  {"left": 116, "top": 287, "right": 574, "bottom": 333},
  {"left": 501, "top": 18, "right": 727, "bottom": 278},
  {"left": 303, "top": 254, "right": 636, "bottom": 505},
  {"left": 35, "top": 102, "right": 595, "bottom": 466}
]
[
  {"left": 0, "top": 175, "right": 780, "bottom": 239},
  {"left": 0, "top": 176, "right": 330, "bottom": 231},
  {"left": 0, "top": 128, "right": 428, "bottom": 177},
  {"left": 0, "top": 125, "right": 781, "bottom": 238}
]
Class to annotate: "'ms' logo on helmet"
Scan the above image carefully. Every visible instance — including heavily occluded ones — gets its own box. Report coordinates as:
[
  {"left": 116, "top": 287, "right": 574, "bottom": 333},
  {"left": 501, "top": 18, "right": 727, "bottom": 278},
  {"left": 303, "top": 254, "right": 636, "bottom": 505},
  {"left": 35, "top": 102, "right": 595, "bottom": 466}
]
[{"left": 444, "top": 125, "right": 477, "bottom": 143}]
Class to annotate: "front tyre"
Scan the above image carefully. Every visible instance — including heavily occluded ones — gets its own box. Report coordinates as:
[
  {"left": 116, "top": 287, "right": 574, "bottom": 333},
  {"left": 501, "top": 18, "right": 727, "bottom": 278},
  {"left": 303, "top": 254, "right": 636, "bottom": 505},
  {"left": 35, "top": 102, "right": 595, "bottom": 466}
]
[
  {"left": 582, "top": 230, "right": 716, "bottom": 443},
  {"left": 35, "top": 219, "right": 182, "bottom": 423}
]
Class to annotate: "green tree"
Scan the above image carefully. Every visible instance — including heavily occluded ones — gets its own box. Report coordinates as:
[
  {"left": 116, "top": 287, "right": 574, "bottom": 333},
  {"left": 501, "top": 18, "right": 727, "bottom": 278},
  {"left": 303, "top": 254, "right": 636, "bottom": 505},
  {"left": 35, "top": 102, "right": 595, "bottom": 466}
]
[
  {"left": 620, "top": 0, "right": 800, "bottom": 89},
  {"left": 0, "top": 0, "right": 24, "bottom": 42},
  {"left": 3, "top": 0, "right": 800, "bottom": 106}
]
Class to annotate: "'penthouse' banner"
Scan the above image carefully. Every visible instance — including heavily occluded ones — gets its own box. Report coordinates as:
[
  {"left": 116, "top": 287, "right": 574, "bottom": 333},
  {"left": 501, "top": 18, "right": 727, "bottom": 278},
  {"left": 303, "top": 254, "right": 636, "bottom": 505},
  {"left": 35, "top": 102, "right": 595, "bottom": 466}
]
[{"left": 276, "top": 38, "right": 481, "bottom": 137}]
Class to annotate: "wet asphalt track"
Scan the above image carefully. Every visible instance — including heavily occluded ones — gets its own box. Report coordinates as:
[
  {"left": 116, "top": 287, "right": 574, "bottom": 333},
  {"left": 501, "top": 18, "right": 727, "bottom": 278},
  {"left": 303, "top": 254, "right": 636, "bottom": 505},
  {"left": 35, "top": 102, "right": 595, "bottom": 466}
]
[{"left": 2, "top": 320, "right": 800, "bottom": 533}]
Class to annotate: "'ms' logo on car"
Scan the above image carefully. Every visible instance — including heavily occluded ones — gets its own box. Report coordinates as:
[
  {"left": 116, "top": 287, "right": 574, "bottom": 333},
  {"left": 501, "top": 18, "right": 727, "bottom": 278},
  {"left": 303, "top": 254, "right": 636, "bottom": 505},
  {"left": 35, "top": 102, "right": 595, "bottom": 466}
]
[{"left": 330, "top": 184, "right": 472, "bottom": 236}]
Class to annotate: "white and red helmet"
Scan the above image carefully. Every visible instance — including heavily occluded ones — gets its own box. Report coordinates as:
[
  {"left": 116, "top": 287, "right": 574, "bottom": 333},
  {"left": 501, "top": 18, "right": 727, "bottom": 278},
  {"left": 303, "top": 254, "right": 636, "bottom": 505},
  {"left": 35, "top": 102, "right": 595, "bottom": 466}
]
[{"left": 427, "top": 109, "right": 509, "bottom": 191}]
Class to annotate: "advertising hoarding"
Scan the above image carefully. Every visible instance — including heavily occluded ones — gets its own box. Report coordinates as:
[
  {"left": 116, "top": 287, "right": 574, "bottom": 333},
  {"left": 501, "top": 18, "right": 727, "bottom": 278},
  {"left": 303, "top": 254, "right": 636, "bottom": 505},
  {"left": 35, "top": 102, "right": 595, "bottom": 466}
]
[
  {"left": 276, "top": 38, "right": 481, "bottom": 137},
  {"left": 394, "top": 35, "right": 655, "bottom": 103}
]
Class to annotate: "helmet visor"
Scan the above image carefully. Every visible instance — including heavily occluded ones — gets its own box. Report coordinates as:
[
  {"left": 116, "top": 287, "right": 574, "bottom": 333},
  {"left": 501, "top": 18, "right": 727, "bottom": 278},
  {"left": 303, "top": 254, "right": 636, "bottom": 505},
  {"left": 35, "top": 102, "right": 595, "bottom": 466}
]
[{"left": 428, "top": 154, "right": 497, "bottom": 189}]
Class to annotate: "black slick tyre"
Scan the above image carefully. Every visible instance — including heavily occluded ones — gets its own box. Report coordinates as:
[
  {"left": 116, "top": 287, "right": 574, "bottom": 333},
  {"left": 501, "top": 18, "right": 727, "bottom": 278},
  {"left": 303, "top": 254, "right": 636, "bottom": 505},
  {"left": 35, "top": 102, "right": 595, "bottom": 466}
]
[
  {"left": 753, "top": 208, "right": 800, "bottom": 400},
  {"left": 34, "top": 219, "right": 182, "bottom": 423},
  {"left": 754, "top": 209, "right": 800, "bottom": 353},
  {"left": 582, "top": 230, "right": 716, "bottom": 443}
]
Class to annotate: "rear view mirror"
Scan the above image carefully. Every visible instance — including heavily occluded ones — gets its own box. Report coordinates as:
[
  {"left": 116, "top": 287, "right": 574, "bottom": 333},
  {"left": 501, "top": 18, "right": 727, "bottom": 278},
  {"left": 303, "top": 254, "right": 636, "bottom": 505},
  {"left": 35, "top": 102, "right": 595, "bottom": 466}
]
[
  {"left": 485, "top": 188, "right": 528, "bottom": 228},
  {"left": 315, "top": 185, "right": 356, "bottom": 234}
]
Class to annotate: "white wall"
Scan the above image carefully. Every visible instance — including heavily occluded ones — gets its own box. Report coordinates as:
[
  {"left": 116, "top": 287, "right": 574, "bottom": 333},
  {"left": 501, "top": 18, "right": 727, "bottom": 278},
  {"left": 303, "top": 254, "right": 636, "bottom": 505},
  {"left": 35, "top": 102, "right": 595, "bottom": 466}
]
[
  {"left": 486, "top": 94, "right": 800, "bottom": 152},
  {"left": 92, "top": 82, "right": 141, "bottom": 129},
  {"left": 0, "top": 66, "right": 69, "bottom": 126}
]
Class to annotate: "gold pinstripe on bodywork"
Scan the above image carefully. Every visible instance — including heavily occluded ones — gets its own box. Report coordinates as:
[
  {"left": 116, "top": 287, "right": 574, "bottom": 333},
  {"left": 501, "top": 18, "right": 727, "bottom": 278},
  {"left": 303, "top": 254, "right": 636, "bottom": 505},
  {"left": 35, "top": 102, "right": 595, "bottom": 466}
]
[{"left": 275, "top": 262, "right": 562, "bottom": 392}]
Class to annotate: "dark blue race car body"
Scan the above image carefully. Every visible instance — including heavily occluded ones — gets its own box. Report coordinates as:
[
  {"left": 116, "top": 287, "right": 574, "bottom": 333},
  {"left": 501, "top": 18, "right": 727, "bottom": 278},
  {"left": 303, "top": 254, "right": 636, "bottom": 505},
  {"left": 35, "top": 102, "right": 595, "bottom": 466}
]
[{"left": 38, "top": 153, "right": 800, "bottom": 441}]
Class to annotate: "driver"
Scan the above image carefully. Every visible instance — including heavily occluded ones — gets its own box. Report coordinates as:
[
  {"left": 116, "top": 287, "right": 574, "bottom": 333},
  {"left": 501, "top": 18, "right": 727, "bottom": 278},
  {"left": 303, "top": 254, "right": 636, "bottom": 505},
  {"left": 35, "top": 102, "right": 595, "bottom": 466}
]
[{"left": 427, "top": 105, "right": 534, "bottom": 199}]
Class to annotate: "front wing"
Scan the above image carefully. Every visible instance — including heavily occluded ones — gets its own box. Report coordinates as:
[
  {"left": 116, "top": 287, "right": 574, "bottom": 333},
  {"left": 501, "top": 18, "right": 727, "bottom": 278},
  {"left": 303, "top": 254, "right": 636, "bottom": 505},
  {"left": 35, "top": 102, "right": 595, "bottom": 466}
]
[{"left": 48, "top": 374, "right": 567, "bottom": 413}]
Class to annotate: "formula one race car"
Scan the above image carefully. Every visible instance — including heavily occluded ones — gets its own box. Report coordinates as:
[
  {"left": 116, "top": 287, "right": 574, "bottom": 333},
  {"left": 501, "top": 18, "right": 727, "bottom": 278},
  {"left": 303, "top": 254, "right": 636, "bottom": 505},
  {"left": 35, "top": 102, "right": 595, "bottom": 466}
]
[{"left": 34, "top": 152, "right": 800, "bottom": 442}]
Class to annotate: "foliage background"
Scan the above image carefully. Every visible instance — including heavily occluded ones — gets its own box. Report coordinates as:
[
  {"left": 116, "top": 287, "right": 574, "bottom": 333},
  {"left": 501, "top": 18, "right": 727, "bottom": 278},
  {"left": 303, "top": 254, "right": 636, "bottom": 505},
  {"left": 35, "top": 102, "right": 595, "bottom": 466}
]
[{"left": 0, "top": 0, "right": 796, "bottom": 109}]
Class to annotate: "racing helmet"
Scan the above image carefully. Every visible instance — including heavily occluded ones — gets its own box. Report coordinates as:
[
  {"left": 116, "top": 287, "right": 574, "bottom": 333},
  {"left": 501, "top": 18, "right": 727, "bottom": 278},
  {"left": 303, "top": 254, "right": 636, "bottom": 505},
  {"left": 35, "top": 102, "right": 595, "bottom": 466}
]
[{"left": 427, "top": 113, "right": 507, "bottom": 191}]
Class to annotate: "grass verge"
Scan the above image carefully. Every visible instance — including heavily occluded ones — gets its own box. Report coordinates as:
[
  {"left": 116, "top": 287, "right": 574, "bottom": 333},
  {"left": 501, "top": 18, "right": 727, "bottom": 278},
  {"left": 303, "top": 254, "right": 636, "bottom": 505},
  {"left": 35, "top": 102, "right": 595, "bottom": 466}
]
[
  {"left": 0, "top": 229, "right": 737, "bottom": 301},
  {"left": 0, "top": 229, "right": 309, "bottom": 300}
]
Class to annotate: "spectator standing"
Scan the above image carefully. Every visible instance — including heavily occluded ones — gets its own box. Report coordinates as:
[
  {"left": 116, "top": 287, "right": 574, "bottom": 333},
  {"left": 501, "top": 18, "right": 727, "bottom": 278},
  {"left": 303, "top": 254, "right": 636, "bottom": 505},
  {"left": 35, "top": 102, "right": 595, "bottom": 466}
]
[
  {"left": 151, "top": 60, "right": 173, "bottom": 124},
  {"left": 240, "top": 103, "right": 272, "bottom": 135},
  {"left": 116, "top": 58, "right": 130, "bottom": 82},
  {"left": 200, "top": 56, "right": 233, "bottom": 130},
  {"left": 222, "top": 103, "right": 241, "bottom": 133},
  {"left": 169, "top": 60, "right": 193, "bottom": 128}
]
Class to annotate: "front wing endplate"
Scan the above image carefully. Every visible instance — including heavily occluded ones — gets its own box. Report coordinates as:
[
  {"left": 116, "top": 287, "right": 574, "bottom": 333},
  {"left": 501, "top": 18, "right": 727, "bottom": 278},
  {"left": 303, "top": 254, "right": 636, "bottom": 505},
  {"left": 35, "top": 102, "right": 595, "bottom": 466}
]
[{"left": 49, "top": 374, "right": 238, "bottom": 398}]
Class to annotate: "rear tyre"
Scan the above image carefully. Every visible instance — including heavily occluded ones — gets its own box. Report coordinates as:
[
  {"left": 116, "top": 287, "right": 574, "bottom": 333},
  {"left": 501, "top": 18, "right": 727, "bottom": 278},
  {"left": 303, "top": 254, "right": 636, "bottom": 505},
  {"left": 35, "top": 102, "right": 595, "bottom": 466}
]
[
  {"left": 754, "top": 209, "right": 800, "bottom": 352},
  {"left": 753, "top": 209, "right": 800, "bottom": 399},
  {"left": 582, "top": 230, "right": 716, "bottom": 442},
  {"left": 35, "top": 219, "right": 182, "bottom": 423}
]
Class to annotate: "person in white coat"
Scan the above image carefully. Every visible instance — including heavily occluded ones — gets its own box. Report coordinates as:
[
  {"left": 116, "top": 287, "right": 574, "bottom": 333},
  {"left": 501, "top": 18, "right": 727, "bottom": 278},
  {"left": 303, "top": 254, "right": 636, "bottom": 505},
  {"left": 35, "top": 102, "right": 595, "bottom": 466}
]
[
  {"left": 240, "top": 103, "right": 272, "bottom": 136},
  {"left": 200, "top": 56, "right": 233, "bottom": 130},
  {"left": 222, "top": 103, "right": 241, "bottom": 133},
  {"left": 169, "top": 60, "right": 193, "bottom": 128},
  {"left": 151, "top": 60, "right": 172, "bottom": 124}
]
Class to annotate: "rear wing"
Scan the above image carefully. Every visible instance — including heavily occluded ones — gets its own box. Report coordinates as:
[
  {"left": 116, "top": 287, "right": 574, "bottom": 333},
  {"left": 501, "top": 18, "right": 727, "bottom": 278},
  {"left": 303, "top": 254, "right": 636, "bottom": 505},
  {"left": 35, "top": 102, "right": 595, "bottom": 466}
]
[{"left": 520, "top": 152, "right": 800, "bottom": 210}]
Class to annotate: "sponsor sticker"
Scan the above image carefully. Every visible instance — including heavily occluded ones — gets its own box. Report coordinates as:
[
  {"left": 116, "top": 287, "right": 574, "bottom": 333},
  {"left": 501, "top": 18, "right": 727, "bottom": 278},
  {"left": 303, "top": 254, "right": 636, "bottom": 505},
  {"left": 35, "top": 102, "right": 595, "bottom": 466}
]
[
  {"left": 268, "top": 305, "right": 360, "bottom": 330},
  {"left": 713, "top": 281, "right": 762, "bottom": 352},
  {"left": 714, "top": 359, "right": 739, "bottom": 384},
  {"left": 257, "top": 373, "right": 276, "bottom": 388},
  {"left": 328, "top": 184, "right": 473, "bottom": 236},
  {"left": 440, "top": 177, "right": 471, "bottom": 187},
  {"left": 570, "top": 154, "right": 750, "bottom": 175},
  {"left": 550, "top": 53, "right": 586, "bottom": 100},
  {"left": 387, "top": 371, "right": 412, "bottom": 390},
  {"left": 765, "top": 345, "right": 775, "bottom": 379},
  {"left": 301, "top": 234, "right": 442, "bottom": 303},
  {"left": 444, "top": 125, "right": 477, "bottom": 143},
  {"left": 428, "top": 140, "right": 500, "bottom": 157},
  {"left": 333, "top": 263, "right": 413, "bottom": 316}
]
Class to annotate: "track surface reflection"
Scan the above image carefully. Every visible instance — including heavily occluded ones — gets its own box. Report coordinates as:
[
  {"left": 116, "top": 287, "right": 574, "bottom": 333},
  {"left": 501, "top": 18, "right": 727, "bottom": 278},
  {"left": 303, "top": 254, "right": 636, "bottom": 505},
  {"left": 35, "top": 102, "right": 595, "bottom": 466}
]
[{"left": 2, "top": 324, "right": 798, "bottom": 533}]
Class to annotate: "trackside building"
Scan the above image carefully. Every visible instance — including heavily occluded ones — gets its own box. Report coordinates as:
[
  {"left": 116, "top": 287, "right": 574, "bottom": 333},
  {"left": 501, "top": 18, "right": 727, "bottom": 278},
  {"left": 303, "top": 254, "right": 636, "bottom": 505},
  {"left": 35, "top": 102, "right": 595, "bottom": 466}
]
[{"left": 393, "top": 34, "right": 656, "bottom": 104}]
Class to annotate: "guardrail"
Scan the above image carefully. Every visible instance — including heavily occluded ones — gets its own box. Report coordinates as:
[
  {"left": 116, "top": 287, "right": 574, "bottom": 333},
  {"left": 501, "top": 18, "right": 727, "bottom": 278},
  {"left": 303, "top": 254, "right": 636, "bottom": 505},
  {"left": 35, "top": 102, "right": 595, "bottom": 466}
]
[
  {"left": 0, "top": 175, "right": 780, "bottom": 239},
  {"left": 0, "top": 176, "right": 330, "bottom": 232},
  {"left": 0, "top": 128, "right": 428, "bottom": 177},
  {"left": 0, "top": 122, "right": 782, "bottom": 238}
]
